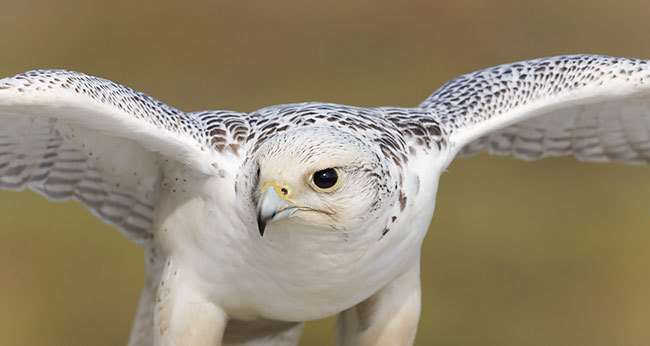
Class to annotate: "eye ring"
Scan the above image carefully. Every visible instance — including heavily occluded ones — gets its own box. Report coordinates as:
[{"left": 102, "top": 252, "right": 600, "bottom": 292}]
[{"left": 310, "top": 168, "right": 340, "bottom": 192}]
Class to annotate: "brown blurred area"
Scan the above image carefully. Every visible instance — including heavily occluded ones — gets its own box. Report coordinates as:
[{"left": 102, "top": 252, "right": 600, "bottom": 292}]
[{"left": 0, "top": 0, "right": 649, "bottom": 345}]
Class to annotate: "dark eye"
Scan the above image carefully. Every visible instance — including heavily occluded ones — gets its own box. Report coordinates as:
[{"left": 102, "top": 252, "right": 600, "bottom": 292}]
[{"left": 312, "top": 168, "right": 339, "bottom": 190}]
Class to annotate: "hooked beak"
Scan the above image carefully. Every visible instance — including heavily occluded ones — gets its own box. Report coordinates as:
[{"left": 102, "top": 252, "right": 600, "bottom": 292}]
[{"left": 256, "top": 183, "right": 300, "bottom": 236}]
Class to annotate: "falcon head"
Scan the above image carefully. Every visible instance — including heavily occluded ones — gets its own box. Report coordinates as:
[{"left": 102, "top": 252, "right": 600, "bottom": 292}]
[{"left": 248, "top": 126, "right": 395, "bottom": 236}]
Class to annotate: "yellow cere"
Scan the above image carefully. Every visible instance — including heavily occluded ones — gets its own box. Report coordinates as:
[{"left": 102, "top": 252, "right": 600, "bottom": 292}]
[{"left": 261, "top": 181, "right": 291, "bottom": 200}]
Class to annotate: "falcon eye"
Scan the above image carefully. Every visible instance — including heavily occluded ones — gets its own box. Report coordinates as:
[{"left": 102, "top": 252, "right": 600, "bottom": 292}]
[{"left": 312, "top": 168, "right": 339, "bottom": 190}]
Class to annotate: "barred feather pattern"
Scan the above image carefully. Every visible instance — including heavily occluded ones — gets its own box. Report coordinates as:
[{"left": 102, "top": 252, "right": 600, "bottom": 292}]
[
  {"left": 0, "top": 70, "right": 206, "bottom": 244},
  {"left": 0, "top": 115, "right": 155, "bottom": 243},
  {"left": 419, "top": 55, "right": 650, "bottom": 163},
  {"left": 457, "top": 101, "right": 650, "bottom": 163}
]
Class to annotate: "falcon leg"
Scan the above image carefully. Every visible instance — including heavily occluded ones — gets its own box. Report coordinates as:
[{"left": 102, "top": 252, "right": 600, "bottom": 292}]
[
  {"left": 337, "top": 261, "right": 421, "bottom": 346},
  {"left": 127, "top": 246, "right": 163, "bottom": 346},
  {"left": 223, "top": 319, "right": 303, "bottom": 346},
  {"left": 153, "top": 257, "right": 228, "bottom": 346}
]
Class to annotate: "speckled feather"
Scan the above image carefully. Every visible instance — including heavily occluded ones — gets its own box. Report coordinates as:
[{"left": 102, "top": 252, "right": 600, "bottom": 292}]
[
  {"left": 0, "top": 54, "right": 649, "bottom": 242},
  {"left": 420, "top": 55, "right": 650, "bottom": 162},
  {"left": 0, "top": 55, "right": 650, "bottom": 237},
  {"left": 0, "top": 70, "right": 445, "bottom": 245}
]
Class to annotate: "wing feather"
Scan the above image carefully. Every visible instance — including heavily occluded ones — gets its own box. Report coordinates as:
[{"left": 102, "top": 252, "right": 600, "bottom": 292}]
[
  {"left": 0, "top": 70, "right": 216, "bottom": 243},
  {"left": 419, "top": 55, "right": 650, "bottom": 164}
]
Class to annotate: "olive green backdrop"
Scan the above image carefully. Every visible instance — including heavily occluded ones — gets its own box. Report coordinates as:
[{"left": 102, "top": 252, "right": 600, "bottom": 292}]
[{"left": 0, "top": 1, "right": 649, "bottom": 345}]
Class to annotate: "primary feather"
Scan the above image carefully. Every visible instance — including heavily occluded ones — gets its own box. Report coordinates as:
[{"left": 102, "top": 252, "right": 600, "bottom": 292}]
[{"left": 420, "top": 55, "right": 650, "bottom": 163}]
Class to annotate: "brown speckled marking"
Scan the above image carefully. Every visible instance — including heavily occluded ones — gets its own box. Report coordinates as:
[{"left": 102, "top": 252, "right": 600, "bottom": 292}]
[
  {"left": 399, "top": 191, "right": 407, "bottom": 212},
  {"left": 379, "top": 227, "right": 390, "bottom": 241},
  {"left": 3, "top": 54, "right": 649, "bottom": 248}
]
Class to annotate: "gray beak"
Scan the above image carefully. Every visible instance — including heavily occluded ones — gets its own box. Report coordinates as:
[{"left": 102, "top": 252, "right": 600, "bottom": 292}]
[{"left": 256, "top": 184, "right": 299, "bottom": 236}]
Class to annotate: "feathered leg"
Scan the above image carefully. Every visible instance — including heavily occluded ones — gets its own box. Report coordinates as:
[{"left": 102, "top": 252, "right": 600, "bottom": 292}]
[
  {"left": 153, "top": 256, "right": 228, "bottom": 346},
  {"left": 223, "top": 319, "right": 303, "bottom": 346},
  {"left": 338, "top": 260, "right": 421, "bottom": 346},
  {"left": 128, "top": 246, "right": 163, "bottom": 346}
]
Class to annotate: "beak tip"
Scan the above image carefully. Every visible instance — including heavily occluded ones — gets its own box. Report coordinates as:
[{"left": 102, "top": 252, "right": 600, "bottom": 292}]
[
  {"left": 256, "top": 184, "right": 296, "bottom": 237},
  {"left": 257, "top": 216, "right": 266, "bottom": 236}
]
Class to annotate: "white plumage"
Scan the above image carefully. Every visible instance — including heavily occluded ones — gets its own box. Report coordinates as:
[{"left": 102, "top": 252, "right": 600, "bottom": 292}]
[{"left": 0, "top": 55, "right": 648, "bottom": 345}]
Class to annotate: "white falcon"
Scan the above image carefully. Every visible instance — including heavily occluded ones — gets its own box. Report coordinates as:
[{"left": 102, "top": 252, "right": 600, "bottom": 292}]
[{"left": 0, "top": 55, "right": 648, "bottom": 345}]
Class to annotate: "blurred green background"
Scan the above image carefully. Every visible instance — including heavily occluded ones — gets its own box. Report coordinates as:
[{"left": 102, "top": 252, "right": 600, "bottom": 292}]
[{"left": 0, "top": 0, "right": 649, "bottom": 345}]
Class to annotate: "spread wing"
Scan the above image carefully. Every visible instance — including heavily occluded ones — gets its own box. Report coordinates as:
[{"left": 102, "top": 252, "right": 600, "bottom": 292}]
[
  {"left": 0, "top": 70, "right": 217, "bottom": 244},
  {"left": 420, "top": 55, "right": 650, "bottom": 164}
]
